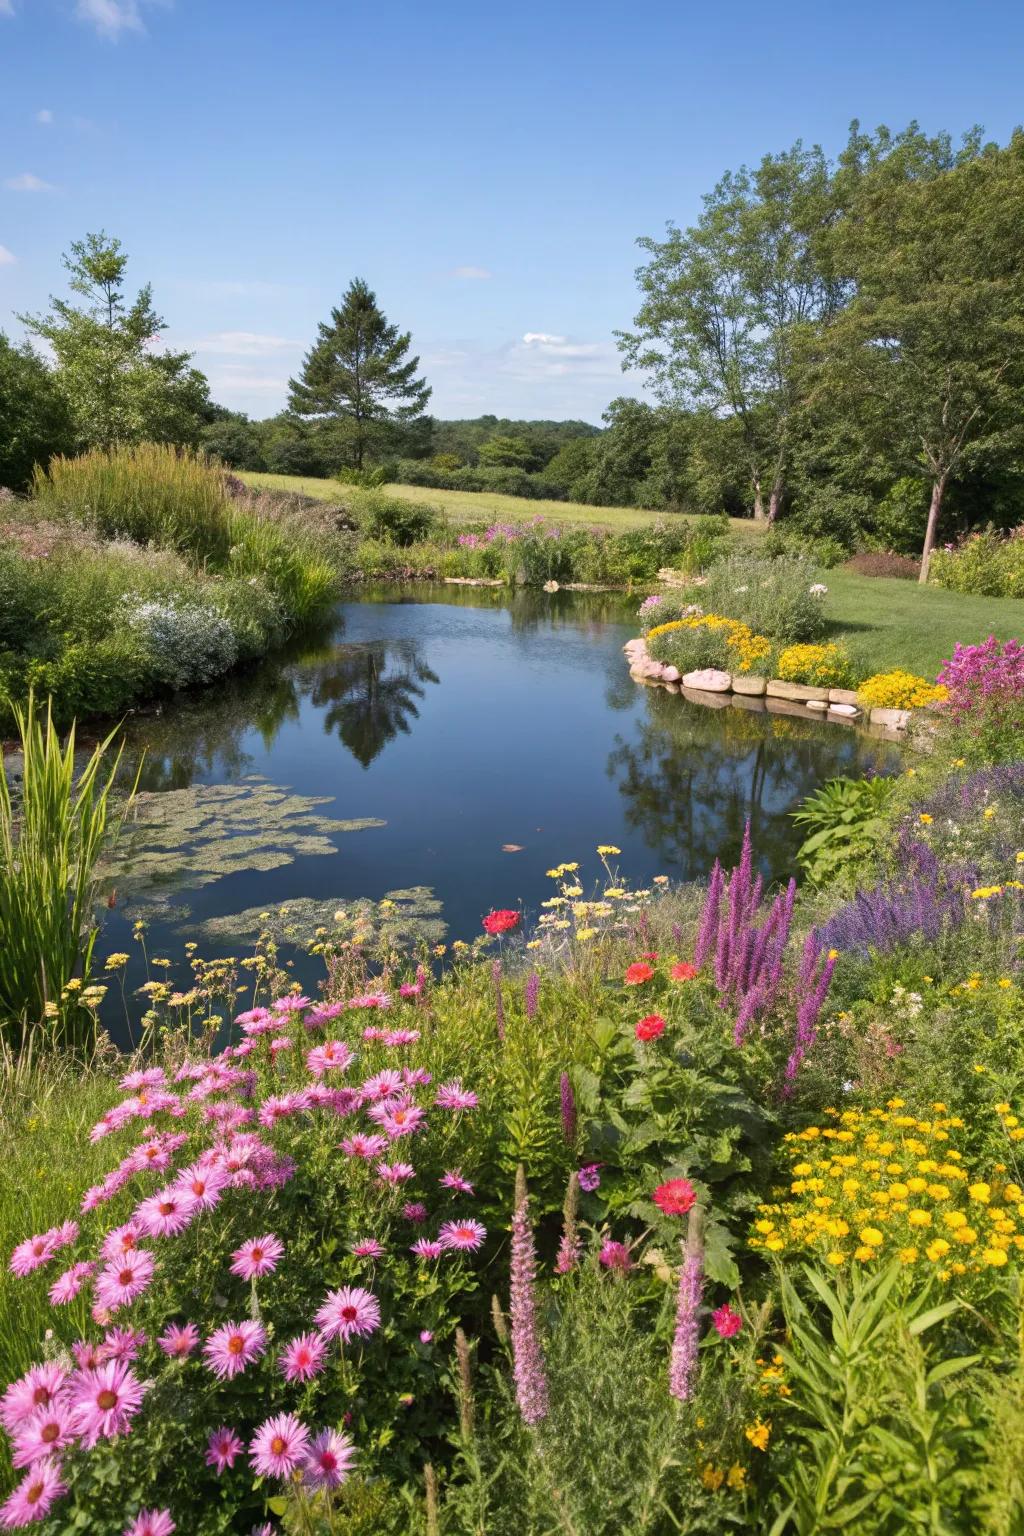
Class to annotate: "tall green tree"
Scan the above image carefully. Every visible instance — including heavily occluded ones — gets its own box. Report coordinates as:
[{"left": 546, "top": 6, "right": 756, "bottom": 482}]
[
  {"left": 21, "top": 232, "right": 209, "bottom": 451},
  {"left": 0, "top": 334, "right": 74, "bottom": 489},
  {"left": 288, "top": 278, "right": 431, "bottom": 469},
  {"left": 619, "top": 143, "right": 844, "bottom": 520},
  {"left": 819, "top": 130, "right": 1024, "bottom": 579}
]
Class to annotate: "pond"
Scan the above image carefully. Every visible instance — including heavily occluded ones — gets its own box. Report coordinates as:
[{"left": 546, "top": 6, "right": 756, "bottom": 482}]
[{"left": 96, "top": 586, "right": 898, "bottom": 1040}]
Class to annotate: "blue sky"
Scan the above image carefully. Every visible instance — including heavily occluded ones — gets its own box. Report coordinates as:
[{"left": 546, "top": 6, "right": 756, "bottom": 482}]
[{"left": 1, "top": 0, "right": 1022, "bottom": 423}]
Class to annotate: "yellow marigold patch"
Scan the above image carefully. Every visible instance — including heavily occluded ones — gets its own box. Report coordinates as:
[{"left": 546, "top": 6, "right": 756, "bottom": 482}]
[{"left": 857, "top": 670, "right": 949, "bottom": 709}]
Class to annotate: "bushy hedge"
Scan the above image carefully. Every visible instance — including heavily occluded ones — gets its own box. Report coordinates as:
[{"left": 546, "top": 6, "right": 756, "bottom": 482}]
[
  {"left": 700, "top": 556, "right": 829, "bottom": 642},
  {"left": 930, "top": 526, "right": 1024, "bottom": 598},
  {"left": 393, "top": 458, "right": 567, "bottom": 501}
]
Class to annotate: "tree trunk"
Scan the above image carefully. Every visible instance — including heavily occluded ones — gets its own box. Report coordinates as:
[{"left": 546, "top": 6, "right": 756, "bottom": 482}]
[
  {"left": 752, "top": 478, "right": 765, "bottom": 522},
  {"left": 918, "top": 473, "right": 947, "bottom": 583},
  {"left": 768, "top": 483, "right": 783, "bottom": 523}
]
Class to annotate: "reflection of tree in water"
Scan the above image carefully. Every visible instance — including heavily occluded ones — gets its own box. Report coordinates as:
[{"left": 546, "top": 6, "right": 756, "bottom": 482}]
[
  {"left": 308, "top": 642, "right": 441, "bottom": 768},
  {"left": 608, "top": 689, "right": 897, "bottom": 883}
]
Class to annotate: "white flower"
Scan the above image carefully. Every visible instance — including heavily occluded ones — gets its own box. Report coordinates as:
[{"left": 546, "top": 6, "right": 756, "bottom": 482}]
[
  {"left": 809, "top": 583, "right": 828, "bottom": 596},
  {"left": 733, "top": 585, "right": 749, "bottom": 593}
]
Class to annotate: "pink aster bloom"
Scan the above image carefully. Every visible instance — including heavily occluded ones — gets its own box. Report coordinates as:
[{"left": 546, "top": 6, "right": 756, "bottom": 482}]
[
  {"left": 338, "top": 1132, "right": 388, "bottom": 1160},
  {"left": 249, "top": 1412, "right": 310, "bottom": 1479},
  {"left": 229, "top": 1233, "right": 284, "bottom": 1281},
  {"left": 70, "top": 1359, "right": 144, "bottom": 1447},
  {"left": 410, "top": 1239, "right": 443, "bottom": 1260},
  {"left": 438, "top": 1219, "right": 487, "bottom": 1253},
  {"left": 173, "top": 1161, "right": 228, "bottom": 1211},
  {"left": 123, "top": 1509, "right": 176, "bottom": 1536},
  {"left": 71, "top": 1340, "right": 103, "bottom": 1371},
  {"left": 10, "top": 1400, "right": 77, "bottom": 1468},
  {"left": 403, "top": 1201, "right": 428, "bottom": 1223},
  {"left": 403, "top": 1066, "right": 432, "bottom": 1088},
  {"left": 100, "top": 1223, "right": 143, "bottom": 1262},
  {"left": 303, "top": 1427, "right": 356, "bottom": 1491},
  {"left": 9, "top": 1232, "right": 58, "bottom": 1277},
  {"left": 375, "top": 1160, "right": 415, "bottom": 1184},
  {"left": 278, "top": 1331, "right": 327, "bottom": 1384},
  {"left": 100, "top": 1327, "right": 147, "bottom": 1362},
  {"left": 49, "top": 1261, "right": 95, "bottom": 1306},
  {"left": 380, "top": 1102, "right": 426, "bottom": 1138},
  {"left": 272, "top": 994, "right": 311, "bottom": 1013},
  {"left": 382, "top": 1029, "right": 420, "bottom": 1046},
  {"left": 306, "top": 1041, "right": 354, "bottom": 1076},
  {"left": 135, "top": 1189, "right": 197, "bottom": 1239},
  {"left": 205, "top": 1425, "right": 244, "bottom": 1475},
  {"left": 157, "top": 1322, "right": 200, "bottom": 1359},
  {"left": 350, "top": 1238, "right": 384, "bottom": 1259},
  {"left": 0, "top": 1457, "right": 66, "bottom": 1528},
  {"left": 314, "top": 1286, "right": 381, "bottom": 1343},
  {"left": 348, "top": 990, "right": 391, "bottom": 1010},
  {"left": 203, "top": 1320, "right": 267, "bottom": 1380},
  {"left": 441, "top": 1170, "right": 474, "bottom": 1195},
  {"left": 598, "top": 1239, "right": 632, "bottom": 1272},
  {"left": 95, "top": 1249, "right": 156, "bottom": 1312},
  {"left": 434, "top": 1081, "right": 478, "bottom": 1111},
  {"left": 361, "top": 1069, "right": 404, "bottom": 1101},
  {"left": 120, "top": 1066, "right": 166, "bottom": 1092}
]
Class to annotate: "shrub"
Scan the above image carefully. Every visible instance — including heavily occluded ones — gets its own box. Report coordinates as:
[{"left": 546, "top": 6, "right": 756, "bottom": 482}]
[
  {"left": 226, "top": 507, "right": 338, "bottom": 622},
  {"left": 21, "top": 635, "right": 153, "bottom": 724},
  {"left": 762, "top": 526, "right": 848, "bottom": 568},
  {"left": 791, "top": 776, "right": 897, "bottom": 887},
  {"left": 776, "top": 643, "right": 855, "bottom": 689},
  {"left": 647, "top": 614, "right": 772, "bottom": 675},
  {"left": 356, "top": 492, "right": 439, "bottom": 547},
  {"left": 858, "top": 671, "right": 948, "bottom": 710},
  {"left": 843, "top": 551, "right": 921, "bottom": 579},
  {"left": 936, "top": 636, "right": 1024, "bottom": 762},
  {"left": 124, "top": 599, "right": 240, "bottom": 692},
  {"left": 930, "top": 527, "right": 1024, "bottom": 598},
  {"left": 700, "top": 556, "right": 828, "bottom": 642}
]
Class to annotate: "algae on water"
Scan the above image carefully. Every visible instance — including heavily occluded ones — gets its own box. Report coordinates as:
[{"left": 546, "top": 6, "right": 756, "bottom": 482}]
[{"left": 192, "top": 887, "right": 446, "bottom": 949}]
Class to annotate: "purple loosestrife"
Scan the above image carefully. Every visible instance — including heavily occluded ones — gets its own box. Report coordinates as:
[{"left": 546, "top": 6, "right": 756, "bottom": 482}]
[
  {"left": 669, "top": 1206, "right": 704, "bottom": 1403},
  {"left": 784, "top": 944, "right": 837, "bottom": 1089},
  {"left": 698, "top": 822, "right": 797, "bottom": 1041},
  {"left": 559, "top": 1072, "right": 577, "bottom": 1146},
  {"left": 554, "top": 1172, "right": 581, "bottom": 1275},
  {"left": 524, "top": 970, "right": 540, "bottom": 1021},
  {"left": 510, "top": 1166, "right": 548, "bottom": 1425}
]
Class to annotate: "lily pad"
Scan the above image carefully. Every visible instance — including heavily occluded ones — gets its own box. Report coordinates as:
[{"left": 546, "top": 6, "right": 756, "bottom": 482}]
[{"left": 192, "top": 887, "right": 446, "bottom": 949}]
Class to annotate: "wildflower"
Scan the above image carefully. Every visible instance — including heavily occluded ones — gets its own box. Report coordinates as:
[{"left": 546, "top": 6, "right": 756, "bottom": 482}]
[
  {"left": 624, "top": 962, "right": 655, "bottom": 985},
  {"left": 712, "top": 1304, "right": 743, "bottom": 1339},
  {"left": 123, "top": 1511, "right": 176, "bottom": 1536},
  {"left": 599, "top": 1239, "right": 632, "bottom": 1271},
  {"left": 636, "top": 1013, "right": 666, "bottom": 1041},
  {"left": 438, "top": 1219, "right": 487, "bottom": 1252},
  {"left": 69, "top": 1360, "right": 144, "bottom": 1447},
  {"left": 307, "top": 1041, "right": 354, "bottom": 1076},
  {"left": 249, "top": 1412, "right": 311, "bottom": 1479},
  {"left": 597, "top": 844, "right": 621, "bottom": 856},
  {"left": 559, "top": 1071, "right": 577, "bottom": 1144},
  {"left": 135, "top": 1189, "right": 197, "bottom": 1239},
  {"left": 203, "top": 1320, "right": 267, "bottom": 1380},
  {"left": 403, "top": 1201, "right": 428, "bottom": 1223},
  {"left": 654, "top": 1178, "right": 697, "bottom": 1216},
  {"left": 9, "top": 1232, "right": 58, "bottom": 1277},
  {"left": 49, "top": 1261, "right": 95, "bottom": 1306},
  {"left": 669, "top": 1207, "right": 703, "bottom": 1401},
  {"left": 745, "top": 1418, "right": 771, "bottom": 1452},
  {"left": 441, "top": 1170, "right": 475, "bottom": 1195},
  {"left": 315, "top": 1286, "right": 382, "bottom": 1343},
  {"left": 229, "top": 1233, "right": 284, "bottom": 1281},
  {"left": 157, "top": 1323, "right": 199, "bottom": 1359},
  {"left": 510, "top": 1169, "right": 548, "bottom": 1425},
  {"left": 206, "top": 1426, "right": 244, "bottom": 1474},
  {"left": 304, "top": 1427, "right": 356, "bottom": 1491},
  {"left": 410, "top": 1239, "right": 444, "bottom": 1260},
  {"left": 376, "top": 1160, "right": 415, "bottom": 1184},
  {"left": 95, "top": 1249, "right": 156, "bottom": 1312},
  {"left": 434, "top": 1081, "right": 479, "bottom": 1111},
  {"left": 0, "top": 1459, "right": 67, "bottom": 1528},
  {"left": 10, "top": 1400, "right": 77, "bottom": 1468},
  {"left": 351, "top": 1237, "right": 385, "bottom": 1259},
  {"left": 381, "top": 1102, "right": 426, "bottom": 1138},
  {"left": 278, "top": 1331, "right": 327, "bottom": 1384},
  {"left": 482, "top": 909, "right": 521, "bottom": 936},
  {"left": 578, "top": 1164, "right": 602, "bottom": 1193},
  {"left": 671, "top": 961, "right": 698, "bottom": 981},
  {"left": 339, "top": 1132, "right": 387, "bottom": 1160}
]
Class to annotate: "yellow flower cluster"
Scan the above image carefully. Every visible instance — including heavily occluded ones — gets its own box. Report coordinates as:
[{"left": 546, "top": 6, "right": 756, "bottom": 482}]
[
  {"left": 700, "top": 1462, "right": 747, "bottom": 1492},
  {"left": 749, "top": 1104, "right": 1023, "bottom": 1279},
  {"left": 645, "top": 613, "right": 772, "bottom": 673},
  {"left": 857, "top": 671, "right": 949, "bottom": 709},
  {"left": 971, "top": 881, "right": 1024, "bottom": 900},
  {"left": 776, "top": 643, "right": 851, "bottom": 688}
]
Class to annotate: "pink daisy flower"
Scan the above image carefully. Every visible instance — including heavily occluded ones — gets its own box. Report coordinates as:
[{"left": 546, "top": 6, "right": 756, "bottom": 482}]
[
  {"left": 410, "top": 1239, "right": 443, "bottom": 1260},
  {"left": 361, "top": 1069, "right": 403, "bottom": 1101},
  {"left": 348, "top": 990, "right": 391, "bottom": 1010},
  {"left": 434, "top": 1081, "right": 478, "bottom": 1111},
  {"left": 100, "top": 1223, "right": 143, "bottom": 1262},
  {"left": 69, "top": 1359, "right": 144, "bottom": 1447},
  {"left": 278, "top": 1331, "right": 326, "bottom": 1384},
  {"left": 303, "top": 1427, "right": 356, "bottom": 1491},
  {"left": 173, "top": 1162, "right": 228, "bottom": 1211},
  {"left": 350, "top": 1238, "right": 384, "bottom": 1259},
  {"left": 315, "top": 1286, "right": 381, "bottom": 1343},
  {"left": 100, "top": 1327, "right": 147, "bottom": 1363},
  {"left": 157, "top": 1322, "right": 200, "bottom": 1359},
  {"left": 10, "top": 1401, "right": 77, "bottom": 1468},
  {"left": 403, "top": 1201, "right": 428, "bottom": 1223},
  {"left": 71, "top": 1340, "right": 103, "bottom": 1371},
  {"left": 203, "top": 1320, "right": 267, "bottom": 1380},
  {"left": 205, "top": 1425, "right": 243, "bottom": 1475},
  {"left": 440, "top": 1170, "right": 474, "bottom": 1195},
  {"left": 438, "top": 1219, "right": 487, "bottom": 1253},
  {"left": 249, "top": 1412, "right": 310, "bottom": 1479},
  {"left": 120, "top": 1066, "right": 166, "bottom": 1092},
  {"left": 380, "top": 1102, "right": 426, "bottom": 1138},
  {"left": 123, "top": 1509, "right": 176, "bottom": 1536},
  {"left": 271, "top": 994, "right": 311, "bottom": 1013},
  {"left": 135, "top": 1189, "right": 197, "bottom": 1239},
  {"left": 403, "top": 1067, "right": 432, "bottom": 1088},
  {"left": 49, "top": 1261, "right": 95, "bottom": 1306},
  {"left": 306, "top": 1041, "right": 354, "bottom": 1076},
  {"left": 9, "top": 1232, "right": 58, "bottom": 1278},
  {"left": 229, "top": 1234, "right": 284, "bottom": 1281},
  {"left": 375, "top": 1160, "right": 415, "bottom": 1184},
  {"left": 382, "top": 1029, "right": 420, "bottom": 1046},
  {"left": 1, "top": 1364, "right": 69, "bottom": 1433},
  {"left": 95, "top": 1249, "right": 156, "bottom": 1312},
  {"left": 0, "top": 1457, "right": 66, "bottom": 1528}
]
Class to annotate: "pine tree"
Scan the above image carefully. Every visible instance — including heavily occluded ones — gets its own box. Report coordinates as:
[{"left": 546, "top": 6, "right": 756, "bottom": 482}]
[{"left": 288, "top": 278, "right": 431, "bottom": 469}]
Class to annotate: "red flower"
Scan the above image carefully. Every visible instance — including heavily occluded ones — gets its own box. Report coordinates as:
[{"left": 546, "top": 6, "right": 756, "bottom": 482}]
[
  {"left": 624, "top": 962, "right": 655, "bottom": 985},
  {"left": 711, "top": 1303, "right": 743, "bottom": 1339},
  {"left": 635, "top": 1014, "right": 666, "bottom": 1042},
  {"left": 482, "top": 909, "right": 521, "bottom": 936},
  {"left": 641, "top": 952, "right": 659, "bottom": 961},
  {"left": 652, "top": 1178, "right": 697, "bottom": 1216},
  {"left": 671, "top": 962, "right": 698, "bottom": 982}
]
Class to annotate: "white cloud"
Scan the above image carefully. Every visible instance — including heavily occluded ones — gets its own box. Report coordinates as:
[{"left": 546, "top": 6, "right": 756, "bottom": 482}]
[
  {"left": 36, "top": 109, "right": 54, "bottom": 124},
  {"left": 191, "top": 331, "right": 301, "bottom": 357},
  {"left": 75, "top": 0, "right": 168, "bottom": 38},
  {"left": 521, "top": 332, "right": 603, "bottom": 359},
  {"left": 4, "top": 171, "right": 55, "bottom": 191},
  {"left": 0, "top": 244, "right": 16, "bottom": 265},
  {"left": 450, "top": 265, "right": 492, "bottom": 280},
  {"left": 0, "top": 1, "right": 14, "bottom": 17}
]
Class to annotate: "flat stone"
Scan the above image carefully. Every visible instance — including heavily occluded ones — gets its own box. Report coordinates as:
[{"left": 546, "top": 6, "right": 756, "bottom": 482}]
[
  {"left": 681, "top": 668, "right": 732, "bottom": 693},
  {"left": 870, "top": 706, "right": 911, "bottom": 729},
  {"left": 828, "top": 687, "right": 860, "bottom": 706},
  {"left": 766, "top": 678, "right": 823, "bottom": 702},
  {"left": 765, "top": 697, "right": 819, "bottom": 721},
  {"left": 681, "top": 686, "right": 731, "bottom": 710},
  {"left": 806, "top": 699, "right": 830, "bottom": 711},
  {"left": 732, "top": 693, "right": 766, "bottom": 713},
  {"left": 661, "top": 665, "right": 681, "bottom": 683},
  {"left": 623, "top": 636, "right": 647, "bottom": 654},
  {"left": 828, "top": 702, "right": 860, "bottom": 718},
  {"left": 731, "top": 673, "right": 766, "bottom": 696}
]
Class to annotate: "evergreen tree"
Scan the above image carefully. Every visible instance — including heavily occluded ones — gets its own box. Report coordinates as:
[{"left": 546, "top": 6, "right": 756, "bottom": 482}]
[{"left": 288, "top": 279, "right": 431, "bottom": 469}]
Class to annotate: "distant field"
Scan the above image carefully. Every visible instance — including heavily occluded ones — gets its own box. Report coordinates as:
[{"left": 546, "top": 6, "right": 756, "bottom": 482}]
[{"left": 238, "top": 471, "right": 765, "bottom": 538}]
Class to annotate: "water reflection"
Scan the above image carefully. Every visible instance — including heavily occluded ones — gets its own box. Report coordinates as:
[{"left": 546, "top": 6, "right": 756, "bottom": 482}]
[{"left": 305, "top": 643, "right": 440, "bottom": 768}]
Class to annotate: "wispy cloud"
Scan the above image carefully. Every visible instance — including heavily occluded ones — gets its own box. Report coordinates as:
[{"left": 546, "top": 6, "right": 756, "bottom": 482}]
[
  {"left": 4, "top": 171, "right": 56, "bottom": 192},
  {"left": 0, "top": 244, "right": 16, "bottom": 265},
  {"left": 0, "top": 1, "right": 14, "bottom": 17},
  {"left": 191, "top": 331, "right": 301, "bottom": 357},
  {"left": 419, "top": 328, "right": 647, "bottom": 419},
  {"left": 36, "top": 109, "right": 54, "bottom": 124},
  {"left": 450, "top": 265, "right": 492, "bottom": 280},
  {"left": 75, "top": 0, "right": 169, "bottom": 38}
]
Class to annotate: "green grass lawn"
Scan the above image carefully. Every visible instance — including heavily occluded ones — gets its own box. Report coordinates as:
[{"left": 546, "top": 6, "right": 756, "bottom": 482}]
[
  {"left": 239, "top": 470, "right": 765, "bottom": 539},
  {"left": 822, "top": 569, "right": 1023, "bottom": 676}
]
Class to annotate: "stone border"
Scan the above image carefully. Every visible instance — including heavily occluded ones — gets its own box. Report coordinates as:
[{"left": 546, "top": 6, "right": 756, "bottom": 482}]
[{"left": 623, "top": 636, "right": 924, "bottom": 741}]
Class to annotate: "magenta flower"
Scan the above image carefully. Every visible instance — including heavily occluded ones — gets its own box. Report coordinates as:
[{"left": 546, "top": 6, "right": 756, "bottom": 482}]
[
  {"left": 278, "top": 1331, "right": 327, "bottom": 1384},
  {"left": 380, "top": 1102, "right": 426, "bottom": 1138},
  {"left": 402, "top": 1201, "right": 428, "bottom": 1223},
  {"left": 304, "top": 1427, "right": 356, "bottom": 1491},
  {"left": 122, "top": 1510, "right": 176, "bottom": 1536},
  {"left": 1, "top": 1363, "right": 68, "bottom": 1434},
  {"left": 578, "top": 1164, "right": 601, "bottom": 1193},
  {"left": 157, "top": 1323, "right": 200, "bottom": 1359},
  {"left": 410, "top": 1239, "right": 443, "bottom": 1260},
  {"left": 10, "top": 1400, "right": 77, "bottom": 1468},
  {"left": 49, "top": 1261, "right": 95, "bottom": 1306},
  {"left": 362, "top": 1068, "right": 404, "bottom": 1100},
  {"left": 272, "top": 994, "right": 311, "bottom": 1013},
  {"left": 375, "top": 1160, "right": 415, "bottom": 1184},
  {"left": 100, "top": 1327, "right": 147, "bottom": 1363},
  {"left": 95, "top": 1249, "right": 156, "bottom": 1312},
  {"left": 438, "top": 1219, "right": 487, "bottom": 1253},
  {"left": 711, "top": 1303, "right": 743, "bottom": 1339},
  {"left": 135, "top": 1189, "right": 197, "bottom": 1239},
  {"left": 173, "top": 1162, "right": 228, "bottom": 1211},
  {"left": 306, "top": 1040, "right": 354, "bottom": 1076},
  {"left": 205, "top": 1425, "right": 244, "bottom": 1475},
  {"left": 315, "top": 1285, "right": 381, "bottom": 1343},
  {"left": 440, "top": 1170, "right": 474, "bottom": 1195},
  {"left": 69, "top": 1360, "right": 144, "bottom": 1447},
  {"left": 249, "top": 1412, "right": 311, "bottom": 1479},
  {"left": 203, "top": 1320, "right": 267, "bottom": 1380},
  {"left": 434, "top": 1081, "right": 478, "bottom": 1111},
  {"left": 598, "top": 1239, "right": 632, "bottom": 1271},
  {"left": 100, "top": 1223, "right": 142, "bottom": 1261},
  {"left": 339, "top": 1133, "right": 387, "bottom": 1160},
  {"left": 9, "top": 1232, "right": 58, "bottom": 1277},
  {"left": 350, "top": 1238, "right": 384, "bottom": 1259},
  {"left": 229, "top": 1233, "right": 284, "bottom": 1281},
  {"left": 669, "top": 1212, "right": 704, "bottom": 1402},
  {"left": 0, "top": 1457, "right": 67, "bottom": 1528}
]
